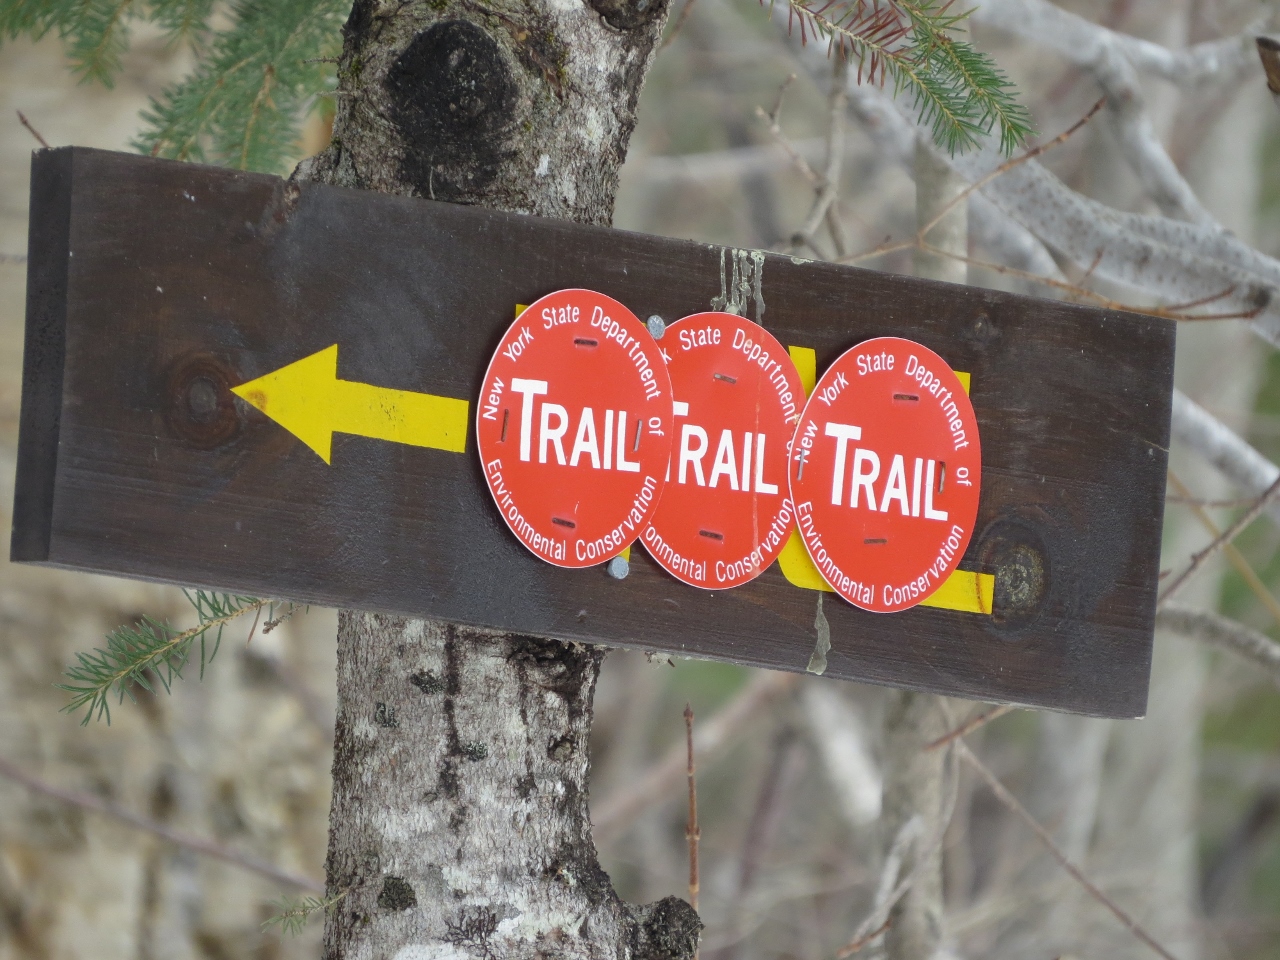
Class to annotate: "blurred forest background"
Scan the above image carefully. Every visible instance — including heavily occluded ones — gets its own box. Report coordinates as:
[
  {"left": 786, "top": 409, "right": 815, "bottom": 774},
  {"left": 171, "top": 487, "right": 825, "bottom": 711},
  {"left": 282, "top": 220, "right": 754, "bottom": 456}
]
[{"left": 3, "top": 0, "right": 1280, "bottom": 957}]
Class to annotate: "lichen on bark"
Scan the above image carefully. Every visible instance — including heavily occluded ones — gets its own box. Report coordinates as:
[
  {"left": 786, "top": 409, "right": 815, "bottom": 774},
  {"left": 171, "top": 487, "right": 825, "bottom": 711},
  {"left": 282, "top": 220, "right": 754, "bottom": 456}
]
[{"left": 301, "top": 2, "right": 697, "bottom": 957}]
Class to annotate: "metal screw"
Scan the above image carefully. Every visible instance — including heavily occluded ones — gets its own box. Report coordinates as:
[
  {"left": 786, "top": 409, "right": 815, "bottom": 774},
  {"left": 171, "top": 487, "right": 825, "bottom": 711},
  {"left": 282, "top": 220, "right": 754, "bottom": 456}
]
[
  {"left": 646, "top": 315, "right": 666, "bottom": 339},
  {"left": 606, "top": 556, "right": 630, "bottom": 580}
]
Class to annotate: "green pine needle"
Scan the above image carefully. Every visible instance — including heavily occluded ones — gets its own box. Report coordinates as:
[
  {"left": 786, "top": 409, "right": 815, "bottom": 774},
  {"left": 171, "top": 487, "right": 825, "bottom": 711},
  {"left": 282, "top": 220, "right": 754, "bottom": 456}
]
[
  {"left": 774, "top": 0, "right": 1035, "bottom": 155},
  {"left": 65, "top": 0, "right": 140, "bottom": 86},
  {"left": 149, "top": 0, "right": 215, "bottom": 49},
  {"left": 263, "top": 890, "right": 348, "bottom": 937},
  {"left": 0, "top": 0, "right": 71, "bottom": 42},
  {"left": 58, "top": 590, "right": 267, "bottom": 725}
]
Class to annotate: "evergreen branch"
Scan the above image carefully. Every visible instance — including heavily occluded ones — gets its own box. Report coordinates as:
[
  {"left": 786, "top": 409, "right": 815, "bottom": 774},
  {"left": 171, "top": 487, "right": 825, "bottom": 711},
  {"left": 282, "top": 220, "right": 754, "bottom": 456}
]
[
  {"left": 66, "top": 0, "right": 141, "bottom": 87},
  {"left": 0, "top": 0, "right": 73, "bottom": 42},
  {"left": 263, "top": 889, "right": 349, "bottom": 937},
  {"left": 772, "top": 0, "right": 1033, "bottom": 154},
  {"left": 903, "top": 5, "right": 1034, "bottom": 153},
  {"left": 240, "top": 62, "right": 277, "bottom": 170},
  {"left": 134, "top": 0, "right": 346, "bottom": 172},
  {"left": 150, "top": 0, "right": 215, "bottom": 49},
  {"left": 58, "top": 590, "right": 267, "bottom": 725}
]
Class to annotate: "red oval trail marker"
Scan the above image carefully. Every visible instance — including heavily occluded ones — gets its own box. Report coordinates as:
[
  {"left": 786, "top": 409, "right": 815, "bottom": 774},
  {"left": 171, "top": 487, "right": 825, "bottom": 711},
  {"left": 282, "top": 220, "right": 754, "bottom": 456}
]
[
  {"left": 477, "top": 289, "right": 674, "bottom": 568},
  {"left": 642, "top": 312, "right": 804, "bottom": 588},
  {"left": 788, "top": 337, "right": 982, "bottom": 613}
]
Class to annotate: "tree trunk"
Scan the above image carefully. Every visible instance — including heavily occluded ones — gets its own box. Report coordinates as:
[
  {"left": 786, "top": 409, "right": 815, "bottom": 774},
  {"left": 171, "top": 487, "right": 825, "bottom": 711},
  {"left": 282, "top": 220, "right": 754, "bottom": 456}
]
[
  {"left": 877, "top": 141, "right": 970, "bottom": 960},
  {"left": 297, "top": 3, "right": 701, "bottom": 957}
]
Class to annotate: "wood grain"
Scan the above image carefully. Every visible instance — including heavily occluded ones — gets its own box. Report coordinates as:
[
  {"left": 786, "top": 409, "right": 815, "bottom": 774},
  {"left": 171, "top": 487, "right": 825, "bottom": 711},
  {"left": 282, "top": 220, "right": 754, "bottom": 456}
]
[{"left": 12, "top": 147, "right": 1175, "bottom": 717}]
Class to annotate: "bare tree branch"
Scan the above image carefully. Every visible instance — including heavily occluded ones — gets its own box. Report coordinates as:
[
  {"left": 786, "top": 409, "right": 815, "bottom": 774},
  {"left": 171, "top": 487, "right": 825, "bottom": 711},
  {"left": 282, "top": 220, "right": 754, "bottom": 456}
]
[
  {"left": 631, "top": 137, "right": 829, "bottom": 185},
  {"left": 925, "top": 703, "right": 1014, "bottom": 752},
  {"left": 975, "top": 0, "right": 1268, "bottom": 89},
  {"left": 662, "top": 0, "right": 701, "bottom": 50},
  {"left": 977, "top": 0, "right": 1218, "bottom": 224},
  {"left": 0, "top": 754, "right": 324, "bottom": 892},
  {"left": 836, "top": 742, "right": 961, "bottom": 958},
  {"left": 1167, "top": 470, "right": 1280, "bottom": 626},
  {"left": 835, "top": 53, "right": 1280, "bottom": 341},
  {"left": 793, "top": 56, "right": 849, "bottom": 256},
  {"left": 16, "top": 109, "right": 50, "bottom": 149},
  {"left": 957, "top": 740, "right": 1184, "bottom": 960},
  {"left": 1170, "top": 390, "right": 1280, "bottom": 520},
  {"left": 801, "top": 684, "right": 881, "bottom": 827},
  {"left": 684, "top": 703, "right": 701, "bottom": 917},
  {"left": 592, "top": 671, "right": 797, "bottom": 841},
  {"left": 1160, "top": 475, "right": 1280, "bottom": 606},
  {"left": 1157, "top": 604, "right": 1280, "bottom": 688}
]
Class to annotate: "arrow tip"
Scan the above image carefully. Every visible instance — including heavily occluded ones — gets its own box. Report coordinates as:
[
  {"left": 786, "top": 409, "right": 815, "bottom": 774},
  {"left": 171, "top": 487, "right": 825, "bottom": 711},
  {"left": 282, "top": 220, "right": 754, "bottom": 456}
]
[{"left": 232, "top": 345, "right": 338, "bottom": 464}]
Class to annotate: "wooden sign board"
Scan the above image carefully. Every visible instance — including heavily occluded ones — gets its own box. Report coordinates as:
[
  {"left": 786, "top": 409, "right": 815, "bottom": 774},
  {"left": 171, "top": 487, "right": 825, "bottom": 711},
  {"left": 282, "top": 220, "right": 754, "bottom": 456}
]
[{"left": 13, "top": 148, "right": 1174, "bottom": 718}]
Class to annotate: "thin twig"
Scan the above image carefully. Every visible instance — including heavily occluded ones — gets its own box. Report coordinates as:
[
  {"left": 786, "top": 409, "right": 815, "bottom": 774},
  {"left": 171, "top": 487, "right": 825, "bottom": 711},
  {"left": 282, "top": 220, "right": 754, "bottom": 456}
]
[
  {"left": 914, "top": 98, "right": 1105, "bottom": 249},
  {"left": 661, "top": 0, "right": 700, "bottom": 50},
  {"left": 0, "top": 754, "right": 323, "bottom": 892},
  {"left": 957, "top": 740, "right": 1183, "bottom": 960},
  {"left": 1159, "top": 285, "right": 1239, "bottom": 313},
  {"left": 592, "top": 672, "right": 796, "bottom": 841},
  {"left": 17, "top": 110, "right": 50, "bottom": 149},
  {"left": 1167, "top": 472, "right": 1280, "bottom": 625},
  {"left": 792, "top": 56, "right": 849, "bottom": 255},
  {"left": 1166, "top": 493, "right": 1265, "bottom": 508},
  {"left": 925, "top": 703, "right": 1014, "bottom": 751},
  {"left": 755, "top": 81, "right": 823, "bottom": 189},
  {"left": 684, "top": 703, "right": 701, "bottom": 917},
  {"left": 835, "top": 917, "right": 892, "bottom": 958},
  {"left": 1160, "top": 474, "right": 1280, "bottom": 606}
]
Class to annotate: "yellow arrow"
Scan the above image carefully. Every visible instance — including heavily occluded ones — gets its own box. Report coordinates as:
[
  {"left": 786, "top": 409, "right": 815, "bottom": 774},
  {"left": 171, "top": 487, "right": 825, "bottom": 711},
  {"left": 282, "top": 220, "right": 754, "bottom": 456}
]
[{"left": 231, "top": 345, "right": 469, "bottom": 464}]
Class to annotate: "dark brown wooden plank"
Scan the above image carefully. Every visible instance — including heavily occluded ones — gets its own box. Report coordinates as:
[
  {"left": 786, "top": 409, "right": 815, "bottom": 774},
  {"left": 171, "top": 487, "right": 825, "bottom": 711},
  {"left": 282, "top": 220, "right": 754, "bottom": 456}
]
[
  {"left": 12, "top": 147, "right": 1175, "bottom": 717},
  {"left": 12, "top": 147, "right": 72, "bottom": 564}
]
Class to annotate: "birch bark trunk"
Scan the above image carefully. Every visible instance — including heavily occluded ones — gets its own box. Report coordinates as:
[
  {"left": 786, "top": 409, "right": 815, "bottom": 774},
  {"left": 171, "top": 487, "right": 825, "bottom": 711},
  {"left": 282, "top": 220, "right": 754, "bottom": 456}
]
[{"left": 296, "top": 3, "right": 701, "bottom": 957}]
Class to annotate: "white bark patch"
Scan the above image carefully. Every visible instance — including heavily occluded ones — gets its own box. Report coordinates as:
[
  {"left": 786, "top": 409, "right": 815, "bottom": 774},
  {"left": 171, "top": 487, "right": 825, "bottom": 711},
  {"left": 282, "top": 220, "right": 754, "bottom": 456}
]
[
  {"left": 583, "top": 107, "right": 605, "bottom": 146},
  {"left": 560, "top": 173, "right": 577, "bottom": 206},
  {"left": 536, "top": 154, "right": 551, "bottom": 177},
  {"left": 378, "top": 805, "right": 441, "bottom": 843},
  {"left": 393, "top": 945, "right": 468, "bottom": 960}
]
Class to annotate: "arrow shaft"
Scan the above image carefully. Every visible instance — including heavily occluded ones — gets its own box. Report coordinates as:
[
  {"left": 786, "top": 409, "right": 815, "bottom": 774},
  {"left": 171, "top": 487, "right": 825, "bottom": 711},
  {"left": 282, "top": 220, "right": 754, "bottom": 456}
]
[{"left": 331, "top": 379, "right": 469, "bottom": 453}]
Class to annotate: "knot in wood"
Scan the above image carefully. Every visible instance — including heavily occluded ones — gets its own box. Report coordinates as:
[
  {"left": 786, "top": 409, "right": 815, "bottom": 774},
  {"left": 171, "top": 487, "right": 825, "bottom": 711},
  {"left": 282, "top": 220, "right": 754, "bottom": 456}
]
[
  {"left": 979, "top": 520, "right": 1050, "bottom": 626},
  {"left": 385, "top": 20, "right": 518, "bottom": 201},
  {"left": 167, "top": 355, "right": 241, "bottom": 449},
  {"left": 630, "top": 896, "right": 702, "bottom": 960}
]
